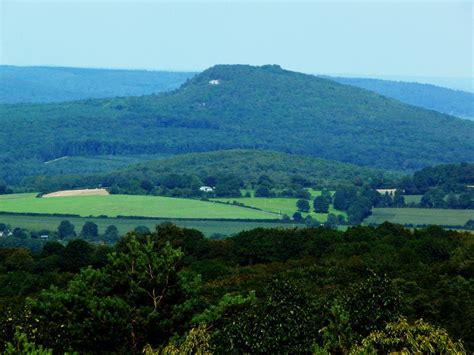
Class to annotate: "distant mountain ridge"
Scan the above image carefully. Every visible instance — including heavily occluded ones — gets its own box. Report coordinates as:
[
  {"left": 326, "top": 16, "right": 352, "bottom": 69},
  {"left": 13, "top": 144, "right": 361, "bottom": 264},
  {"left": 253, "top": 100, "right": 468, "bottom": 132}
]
[
  {"left": 1, "top": 64, "right": 473, "bottom": 185},
  {"left": 326, "top": 76, "right": 474, "bottom": 120},
  {"left": 0, "top": 65, "right": 196, "bottom": 103}
]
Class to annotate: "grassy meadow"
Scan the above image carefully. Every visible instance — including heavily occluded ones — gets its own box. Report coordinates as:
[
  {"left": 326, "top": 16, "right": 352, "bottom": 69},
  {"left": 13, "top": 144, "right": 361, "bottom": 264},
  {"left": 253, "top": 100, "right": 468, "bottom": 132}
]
[
  {"left": 0, "top": 194, "right": 280, "bottom": 219},
  {"left": 365, "top": 208, "right": 473, "bottom": 226},
  {"left": 213, "top": 190, "right": 345, "bottom": 222}
]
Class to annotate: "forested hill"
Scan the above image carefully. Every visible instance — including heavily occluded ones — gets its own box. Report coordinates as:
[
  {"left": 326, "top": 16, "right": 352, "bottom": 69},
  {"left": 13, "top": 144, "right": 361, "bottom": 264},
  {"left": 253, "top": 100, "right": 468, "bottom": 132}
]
[
  {"left": 1, "top": 64, "right": 473, "bottom": 179},
  {"left": 26, "top": 150, "right": 398, "bottom": 193},
  {"left": 327, "top": 76, "right": 474, "bottom": 120},
  {"left": 0, "top": 65, "right": 195, "bottom": 103}
]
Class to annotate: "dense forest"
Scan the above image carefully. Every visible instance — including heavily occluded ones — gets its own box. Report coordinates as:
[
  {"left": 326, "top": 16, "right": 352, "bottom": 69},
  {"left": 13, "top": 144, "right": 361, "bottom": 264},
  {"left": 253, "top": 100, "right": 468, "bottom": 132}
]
[
  {"left": 4, "top": 65, "right": 472, "bottom": 121},
  {"left": 328, "top": 76, "right": 474, "bottom": 121},
  {"left": 24, "top": 150, "right": 398, "bottom": 195},
  {"left": 1, "top": 64, "right": 473, "bottom": 185},
  {"left": 0, "top": 223, "right": 472, "bottom": 353},
  {"left": 0, "top": 66, "right": 195, "bottom": 104}
]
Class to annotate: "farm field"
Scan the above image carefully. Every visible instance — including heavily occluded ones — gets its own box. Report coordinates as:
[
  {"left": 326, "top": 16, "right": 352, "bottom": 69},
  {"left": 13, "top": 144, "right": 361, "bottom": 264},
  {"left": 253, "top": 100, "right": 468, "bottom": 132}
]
[
  {"left": 212, "top": 196, "right": 345, "bottom": 222},
  {"left": 364, "top": 208, "right": 473, "bottom": 226},
  {"left": 0, "top": 214, "right": 297, "bottom": 237},
  {"left": 0, "top": 193, "right": 280, "bottom": 220}
]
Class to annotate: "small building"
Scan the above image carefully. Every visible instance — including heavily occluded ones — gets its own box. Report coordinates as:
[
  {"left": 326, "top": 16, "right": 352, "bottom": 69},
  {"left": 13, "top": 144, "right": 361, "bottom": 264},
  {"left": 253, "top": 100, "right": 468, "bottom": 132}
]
[
  {"left": 39, "top": 235, "right": 49, "bottom": 240},
  {"left": 376, "top": 188, "right": 398, "bottom": 196},
  {"left": 199, "top": 186, "right": 214, "bottom": 193},
  {"left": 209, "top": 79, "right": 220, "bottom": 85}
]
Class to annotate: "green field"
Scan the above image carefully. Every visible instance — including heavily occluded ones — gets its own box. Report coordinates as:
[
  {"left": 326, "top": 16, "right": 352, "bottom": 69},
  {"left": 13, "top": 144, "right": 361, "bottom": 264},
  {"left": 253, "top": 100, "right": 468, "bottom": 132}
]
[
  {"left": 212, "top": 196, "right": 345, "bottom": 222},
  {"left": 0, "top": 214, "right": 297, "bottom": 237},
  {"left": 0, "top": 194, "right": 280, "bottom": 220},
  {"left": 364, "top": 208, "right": 473, "bottom": 226}
]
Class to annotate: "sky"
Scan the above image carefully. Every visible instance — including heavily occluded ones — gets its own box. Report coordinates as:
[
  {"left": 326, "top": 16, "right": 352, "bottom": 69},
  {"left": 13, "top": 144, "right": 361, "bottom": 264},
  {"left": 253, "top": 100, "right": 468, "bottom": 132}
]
[{"left": 1, "top": 1, "right": 473, "bottom": 88}]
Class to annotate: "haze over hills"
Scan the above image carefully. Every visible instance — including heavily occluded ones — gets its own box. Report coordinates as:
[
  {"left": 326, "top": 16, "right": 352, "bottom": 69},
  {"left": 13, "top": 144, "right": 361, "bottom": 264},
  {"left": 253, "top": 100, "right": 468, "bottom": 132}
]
[
  {"left": 0, "top": 65, "right": 196, "bottom": 103},
  {"left": 1, "top": 64, "right": 473, "bottom": 185},
  {"left": 327, "top": 76, "right": 474, "bottom": 121}
]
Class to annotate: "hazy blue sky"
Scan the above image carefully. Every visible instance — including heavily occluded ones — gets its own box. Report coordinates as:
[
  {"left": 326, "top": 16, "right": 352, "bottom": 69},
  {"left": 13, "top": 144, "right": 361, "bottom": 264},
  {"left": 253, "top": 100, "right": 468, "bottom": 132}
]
[{"left": 1, "top": 1, "right": 472, "bottom": 81}]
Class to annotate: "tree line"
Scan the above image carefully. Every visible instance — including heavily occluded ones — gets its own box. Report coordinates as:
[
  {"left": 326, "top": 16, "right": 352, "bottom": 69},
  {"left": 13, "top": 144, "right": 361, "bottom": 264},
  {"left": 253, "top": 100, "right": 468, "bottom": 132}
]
[{"left": 0, "top": 223, "right": 472, "bottom": 353}]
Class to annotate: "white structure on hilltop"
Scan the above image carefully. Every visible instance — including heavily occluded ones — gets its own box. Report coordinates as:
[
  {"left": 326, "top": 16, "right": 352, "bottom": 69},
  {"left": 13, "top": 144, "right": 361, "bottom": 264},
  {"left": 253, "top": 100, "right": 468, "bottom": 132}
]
[{"left": 209, "top": 79, "right": 220, "bottom": 85}]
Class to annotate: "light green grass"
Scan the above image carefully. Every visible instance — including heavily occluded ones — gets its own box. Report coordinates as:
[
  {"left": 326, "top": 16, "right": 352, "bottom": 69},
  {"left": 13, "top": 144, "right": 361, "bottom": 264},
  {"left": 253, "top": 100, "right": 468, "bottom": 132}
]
[
  {"left": 0, "top": 214, "right": 297, "bottom": 237},
  {"left": 364, "top": 208, "right": 473, "bottom": 226},
  {"left": 212, "top": 196, "right": 345, "bottom": 222},
  {"left": 0, "top": 194, "right": 280, "bottom": 220},
  {"left": 0, "top": 193, "right": 38, "bottom": 200}
]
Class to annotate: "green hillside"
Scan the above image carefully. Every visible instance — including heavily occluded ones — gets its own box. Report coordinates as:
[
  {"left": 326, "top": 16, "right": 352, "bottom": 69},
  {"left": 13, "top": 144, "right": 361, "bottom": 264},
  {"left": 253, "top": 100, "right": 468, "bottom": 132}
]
[
  {"left": 25, "top": 150, "right": 398, "bottom": 193},
  {"left": 2, "top": 64, "right": 473, "bottom": 184}
]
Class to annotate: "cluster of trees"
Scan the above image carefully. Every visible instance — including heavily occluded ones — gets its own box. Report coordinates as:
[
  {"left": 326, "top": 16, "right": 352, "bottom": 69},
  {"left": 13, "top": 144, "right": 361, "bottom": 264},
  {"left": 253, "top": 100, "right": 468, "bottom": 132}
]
[
  {"left": 0, "top": 220, "right": 121, "bottom": 246},
  {"left": 295, "top": 193, "right": 332, "bottom": 214},
  {"left": 399, "top": 162, "right": 474, "bottom": 195},
  {"left": 0, "top": 223, "right": 472, "bottom": 353},
  {"left": 332, "top": 187, "right": 382, "bottom": 224},
  {"left": 420, "top": 189, "right": 474, "bottom": 209}
]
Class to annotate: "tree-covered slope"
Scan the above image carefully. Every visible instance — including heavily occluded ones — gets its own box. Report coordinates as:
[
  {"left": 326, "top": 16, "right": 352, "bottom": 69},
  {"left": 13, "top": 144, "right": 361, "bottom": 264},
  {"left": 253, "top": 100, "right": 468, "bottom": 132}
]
[
  {"left": 327, "top": 76, "right": 474, "bottom": 120},
  {"left": 0, "top": 65, "right": 195, "bottom": 103},
  {"left": 1, "top": 64, "right": 473, "bottom": 183},
  {"left": 26, "top": 149, "right": 397, "bottom": 193}
]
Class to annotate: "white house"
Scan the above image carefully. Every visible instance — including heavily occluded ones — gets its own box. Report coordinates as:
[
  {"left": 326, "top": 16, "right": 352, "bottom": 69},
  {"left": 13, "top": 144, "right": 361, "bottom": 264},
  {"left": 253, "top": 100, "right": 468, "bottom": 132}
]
[
  {"left": 199, "top": 186, "right": 214, "bottom": 193},
  {"left": 209, "top": 79, "right": 220, "bottom": 85},
  {"left": 376, "top": 188, "right": 398, "bottom": 196}
]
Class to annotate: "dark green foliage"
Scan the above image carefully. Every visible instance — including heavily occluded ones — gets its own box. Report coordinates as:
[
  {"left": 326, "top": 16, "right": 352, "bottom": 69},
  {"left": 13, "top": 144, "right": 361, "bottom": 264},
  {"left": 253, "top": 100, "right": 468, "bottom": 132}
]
[
  {"left": 219, "top": 278, "right": 317, "bottom": 353},
  {"left": 80, "top": 221, "right": 98, "bottom": 238},
  {"left": 314, "top": 195, "right": 330, "bottom": 213},
  {"left": 409, "top": 162, "right": 474, "bottom": 194},
  {"left": 103, "top": 225, "right": 119, "bottom": 242},
  {"left": 292, "top": 212, "right": 303, "bottom": 222},
  {"left": 0, "top": 181, "right": 12, "bottom": 195},
  {"left": 333, "top": 187, "right": 377, "bottom": 224},
  {"left": 57, "top": 220, "right": 75, "bottom": 239},
  {"left": 2, "top": 65, "right": 473, "bottom": 185},
  {"left": 0, "top": 223, "right": 472, "bottom": 352},
  {"left": 26, "top": 236, "right": 200, "bottom": 352},
  {"left": 296, "top": 199, "right": 310, "bottom": 213},
  {"left": 254, "top": 185, "right": 271, "bottom": 197},
  {"left": 340, "top": 274, "right": 402, "bottom": 338}
]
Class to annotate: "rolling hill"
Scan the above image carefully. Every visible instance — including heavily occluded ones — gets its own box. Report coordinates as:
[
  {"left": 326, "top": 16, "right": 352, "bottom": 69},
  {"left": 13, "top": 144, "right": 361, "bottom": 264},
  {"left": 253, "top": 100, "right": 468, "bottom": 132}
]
[
  {"left": 327, "top": 76, "right": 474, "bottom": 120},
  {"left": 25, "top": 150, "right": 398, "bottom": 193},
  {"left": 0, "top": 65, "right": 195, "bottom": 104},
  {"left": 1, "top": 64, "right": 473, "bottom": 185}
]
